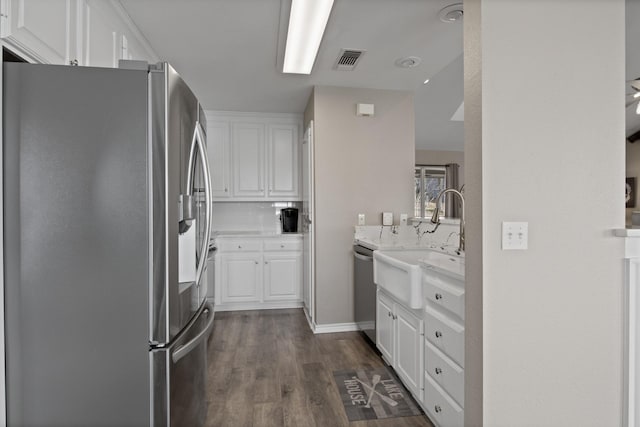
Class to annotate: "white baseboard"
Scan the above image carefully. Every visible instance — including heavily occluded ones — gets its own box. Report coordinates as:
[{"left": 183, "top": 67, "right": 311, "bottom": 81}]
[
  {"left": 312, "top": 321, "right": 360, "bottom": 334},
  {"left": 213, "top": 300, "right": 303, "bottom": 312}
]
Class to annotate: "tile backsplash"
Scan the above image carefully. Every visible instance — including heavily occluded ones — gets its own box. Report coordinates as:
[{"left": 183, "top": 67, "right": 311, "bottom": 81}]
[{"left": 212, "top": 201, "right": 301, "bottom": 233}]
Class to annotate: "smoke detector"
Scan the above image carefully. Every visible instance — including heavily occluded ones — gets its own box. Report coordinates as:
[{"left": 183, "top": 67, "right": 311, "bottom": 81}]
[
  {"left": 334, "top": 49, "right": 365, "bottom": 71},
  {"left": 438, "top": 3, "right": 463, "bottom": 23},
  {"left": 395, "top": 56, "right": 422, "bottom": 69}
]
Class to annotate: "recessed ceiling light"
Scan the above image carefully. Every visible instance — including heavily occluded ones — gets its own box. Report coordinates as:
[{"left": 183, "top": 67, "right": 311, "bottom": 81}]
[
  {"left": 283, "top": 0, "right": 335, "bottom": 74},
  {"left": 395, "top": 56, "right": 422, "bottom": 69},
  {"left": 438, "top": 3, "right": 464, "bottom": 23}
]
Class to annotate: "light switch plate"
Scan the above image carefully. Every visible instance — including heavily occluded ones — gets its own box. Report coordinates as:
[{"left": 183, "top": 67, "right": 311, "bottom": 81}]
[
  {"left": 400, "top": 213, "right": 408, "bottom": 225},
  {"left": 358, "top": 214, "right": 365, "bottom": 226},
  {"left": 502, "top": 222, "right": 528, "bottom": 250},
  {"left": 382, "top": 212, "right": 393, "bottom": 226}
]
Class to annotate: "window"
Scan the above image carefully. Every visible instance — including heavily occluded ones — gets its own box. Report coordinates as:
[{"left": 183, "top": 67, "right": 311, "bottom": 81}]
[{"left": 414, "top": 166, "right": 446, "bottom": 218}]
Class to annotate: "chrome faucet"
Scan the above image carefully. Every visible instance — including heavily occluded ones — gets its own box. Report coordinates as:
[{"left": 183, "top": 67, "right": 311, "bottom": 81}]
[{"left": 431, "top": 188, "right": 465, "bottom": 253}]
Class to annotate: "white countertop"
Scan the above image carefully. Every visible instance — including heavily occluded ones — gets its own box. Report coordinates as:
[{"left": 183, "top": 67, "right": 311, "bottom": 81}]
[
  {"left": 615, "top": 228, "right": 640, "bottom": 237},
  {"left": 212, "top": 230, "right": 302, "bottom": 239}
]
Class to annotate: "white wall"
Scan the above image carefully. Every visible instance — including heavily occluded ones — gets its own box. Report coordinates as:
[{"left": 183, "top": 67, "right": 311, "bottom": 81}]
[
  {"left": 306, "top": 86, "right": 415, "bottom": 325},
  {"left": 465, "top": 1, "right": 626, "bottom": 425}
]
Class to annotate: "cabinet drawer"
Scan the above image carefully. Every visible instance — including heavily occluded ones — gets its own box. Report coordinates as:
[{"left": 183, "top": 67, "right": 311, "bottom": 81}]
[
  {"left": 216, "top": 239, "right": 262, "bottom": 252},
  {"left": 425, "top": 340, "right": 464, "bottom": 407},
  {"left": 424, "top": 373, "right": 464, "bottom": 427},
  {"left": 424, "top": 273, "right": 465, "bottom": 320},
  {"left": 425, "top": 307, "right": 464, "bottom": 368},
  {"left": 263, "top": 239, "right": 302, "bottom": 251}
]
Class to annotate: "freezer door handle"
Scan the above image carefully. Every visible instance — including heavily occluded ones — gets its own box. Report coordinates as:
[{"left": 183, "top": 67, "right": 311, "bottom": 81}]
[
  {"left": 171, "top": 302, "right": 214, "bottom": 364},
  {"left": 181, "top": 121, "right": 213, "bottom": 290}
]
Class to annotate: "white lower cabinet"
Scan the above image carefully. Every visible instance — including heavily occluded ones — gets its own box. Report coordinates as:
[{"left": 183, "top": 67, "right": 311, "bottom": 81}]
[
  {"left": 424, "top": 373, "right": 464, "bottom": 427},
  {"left": 376, "top": 289, "right": 424, "bottom": 402},
  {"left": 215, "top": 235, "right": 302, "bottom": 311},
  {"left": 422, "top": 268, "right": 465, "bottom": 427},
  {"left": 264, "top": 252, "right": 301, "bottom": 301},
  {"left": 220, "top": 252, "right": 261, "bottom": 303}
]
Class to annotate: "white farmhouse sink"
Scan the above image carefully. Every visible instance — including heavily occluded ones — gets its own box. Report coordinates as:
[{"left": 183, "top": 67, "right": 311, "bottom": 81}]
[
  {"left": 420, "top": 250, "right": 465, "bottom": 280},
  {"left": 373, "top": 250, "right": 429, "bottom": 309}
]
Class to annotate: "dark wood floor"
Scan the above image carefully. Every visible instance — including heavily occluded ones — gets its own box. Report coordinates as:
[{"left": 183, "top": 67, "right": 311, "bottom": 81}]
[{"left": 205, "top": 308, "right": 434, "bottom": 427}]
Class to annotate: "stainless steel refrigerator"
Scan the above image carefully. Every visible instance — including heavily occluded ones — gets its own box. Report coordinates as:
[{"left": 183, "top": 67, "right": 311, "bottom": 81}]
[{"left": 3, "top": 61, "right": 214, "bottom": 426}]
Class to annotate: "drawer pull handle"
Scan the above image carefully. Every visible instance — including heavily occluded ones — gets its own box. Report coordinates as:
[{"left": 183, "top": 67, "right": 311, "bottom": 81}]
[
  {"left": 435, "top": 367, "right": 442, "bottom": 375},
  {"left": 435, "top": 293, "right": 443, "bottom": 300},
  {"left": 434, "top": 405, "right": 442, "bottom": 413},
  {"left": 435, "top": 331, "right": 443, "bottom": 338}
]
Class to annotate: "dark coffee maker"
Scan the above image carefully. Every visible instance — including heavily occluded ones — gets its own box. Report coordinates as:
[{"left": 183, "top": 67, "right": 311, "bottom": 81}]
[{"left": 280, "top": 208, "right": 298, "bottom": 233}]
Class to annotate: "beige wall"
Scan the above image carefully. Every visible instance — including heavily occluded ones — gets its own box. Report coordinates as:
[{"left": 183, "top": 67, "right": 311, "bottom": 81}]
[
  {"left": 305, "top": 86, "right": 415, "bottom": 325},
  {"left": 466, "top": 1, "right": 625, "bottom": 425},
  {"left": 415, "top": 149, "right": 464, "bottom": 166}
]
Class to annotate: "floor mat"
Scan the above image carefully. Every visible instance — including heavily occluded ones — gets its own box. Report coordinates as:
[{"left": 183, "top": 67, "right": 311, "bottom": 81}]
[{"left": 332, "top": 366, "right": 423, "bottom": 422}]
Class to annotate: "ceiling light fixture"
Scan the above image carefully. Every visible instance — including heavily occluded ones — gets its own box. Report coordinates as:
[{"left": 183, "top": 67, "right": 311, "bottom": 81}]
[
  {"left": 283, "top": 0, "right": 335, "bottom": 74},
  {"left": 438, "top": 3, "right": 464, "bottom": 23},
  {"left": 634, "top": 92, "right": 640, "bottom": 99},
  {"left": 423, "top": 79, "right": 430, "bottom": 84},
  {"left": 395, "top": 56, "right": 422, "bottom": 69}
]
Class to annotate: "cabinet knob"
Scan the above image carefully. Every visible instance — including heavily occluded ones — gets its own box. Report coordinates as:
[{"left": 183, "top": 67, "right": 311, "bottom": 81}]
[
  {"left": 435, "top": 293, "right": 443, "bottom": 300},
  {"left": 265, "top": 261, "right": 268, "bottom": 264},
  {"left": 225, "top": 188, "right": 228, "bottom": 192},
  {"left": 238, "top": 245, "right": 242, "bottom": 249},
  {"left": 435, "top": 367, "right": 442, "bottom": 375},
  {"left": 280, "top": 244, "right": 285, "bottom": 248},
  {"left": 434, "top": 405, "right": 442, "bottom": 413},
  {"left": 254, "top": 261, "right": 258, "bottom": 265},
  {"left": 388, "top": 311, "right": 391, "bottom": 317},
  {"left": 435, "top": 331, "right": 443, "bottom": 338}
]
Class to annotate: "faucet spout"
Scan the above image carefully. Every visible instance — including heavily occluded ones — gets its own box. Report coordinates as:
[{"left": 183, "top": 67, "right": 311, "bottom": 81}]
[{"left": 431, "top": 188, "right": 465, "bottom": 253}]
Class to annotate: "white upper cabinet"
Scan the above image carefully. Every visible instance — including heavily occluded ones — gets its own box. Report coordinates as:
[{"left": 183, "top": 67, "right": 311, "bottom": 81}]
[
  {"left": 207, "top": 121, "right": 231, "bottom": 198},
  {"left": 1, "top": 0, "right": 157, "bottom": 66},
  {"left": 268, "top": 124, "right": 299, "bottom": 198},
  {"left": 207, "top": 112, "right": 302, "bottom": 202},
  {"left": 0, "top": 0, "right": 73, "bottom": 64},
  {"left": 232, "top": 122, "right": 266, "bottom": 198}
]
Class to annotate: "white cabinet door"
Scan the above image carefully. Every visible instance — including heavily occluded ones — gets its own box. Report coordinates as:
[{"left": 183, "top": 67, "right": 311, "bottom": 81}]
[
  {"left": 83, "top": 1, "right": 117, "bottom": 67},
  {"left": 395, "top": 303, "right": 424, "bottom": 400},
  {"left": 263, "top": 252, "right": 301, "bottom": 301},
  {"left": 232, "top": 122, "right": 265, "bottom": 198},
  {"left": 208, "top": 121, "right": 231, "bottom": 199},
  {"left": 220, "top": 253, "right": 261, "bottom": 303},
  {"left": 267, "top": 124, "right": 299, "bottom": 198},
  {"left": 1, "top": 0, "right": 72, "bottom": 64},
  {"left": 376, "top": 291, "right": 395, "bottom": 364}
]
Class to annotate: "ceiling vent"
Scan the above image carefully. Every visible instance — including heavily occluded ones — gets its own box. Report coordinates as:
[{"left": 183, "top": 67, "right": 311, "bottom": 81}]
[{"left": 334, "top": 49, "right": 365, "bottom": 71}]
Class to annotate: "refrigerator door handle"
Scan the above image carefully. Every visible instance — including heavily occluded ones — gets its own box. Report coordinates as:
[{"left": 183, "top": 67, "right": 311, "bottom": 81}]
[
  {"left": 171, "top": 302, "right": 214, "bottom": 364},
  {"left": 182, "top": 121, "right": 212, "bottom": 289}
]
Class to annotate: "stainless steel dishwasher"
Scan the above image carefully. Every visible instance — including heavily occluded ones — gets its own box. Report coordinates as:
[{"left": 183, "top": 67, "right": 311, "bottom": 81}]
[{"left": 354, "top": 244, "right": 376, "bottom": 343}]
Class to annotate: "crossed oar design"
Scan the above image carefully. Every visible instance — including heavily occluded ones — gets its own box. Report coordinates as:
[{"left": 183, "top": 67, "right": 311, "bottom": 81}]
[{"left": 352, "top": 375, "right": 398, "bottom": 407}]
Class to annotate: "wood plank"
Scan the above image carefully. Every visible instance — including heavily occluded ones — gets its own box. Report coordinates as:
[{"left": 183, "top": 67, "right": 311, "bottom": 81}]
[{"left": 204, "top": 308, "right": 434, "bottom": 427}]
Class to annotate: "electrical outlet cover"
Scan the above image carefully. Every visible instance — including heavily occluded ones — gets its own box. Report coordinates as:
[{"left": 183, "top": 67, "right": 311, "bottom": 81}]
[
  {"left": 382, "top": 212, "right": 393, "bottom": 226},
  {"left": 358, "top": 214, "right": 365, "bottom": 225}
]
